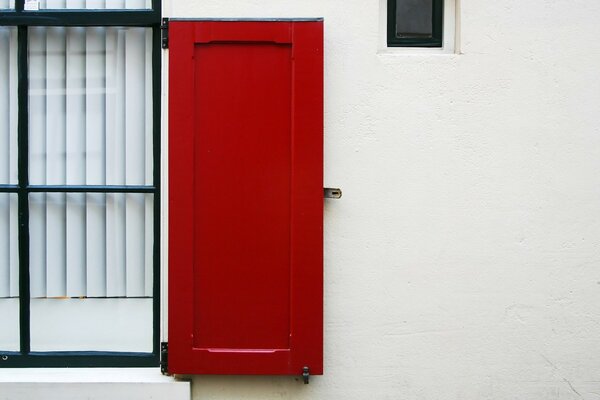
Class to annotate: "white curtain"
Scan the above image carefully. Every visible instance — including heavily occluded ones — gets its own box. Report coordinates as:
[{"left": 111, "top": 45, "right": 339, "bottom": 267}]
[
  {"left": 0, "top": 194, "right": 19, "bottom": 352},
  {"left": 38, "top": 0, "right": 151, "bottom": 10},
  {"left": 0, "top": 0, "right": 15, "bottom": 9},
  {"left": 0, "top": 27, "right": 19, "bottom": 352},
  {"left": 27, "top": 26, "right": 153, "bottom": 352},
  {"left": 0, "top": 26, "right": 18, "bottom": 188}
]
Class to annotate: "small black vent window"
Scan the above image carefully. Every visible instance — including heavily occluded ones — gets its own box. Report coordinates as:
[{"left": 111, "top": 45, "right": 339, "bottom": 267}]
[{"left": 388, "top": 0, "right": 443, "bottom": 47}]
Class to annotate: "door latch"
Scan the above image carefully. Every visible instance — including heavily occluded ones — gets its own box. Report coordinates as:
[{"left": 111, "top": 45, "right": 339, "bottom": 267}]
[{"left": 324, "top": 188, "right": 342, "bottom": 199}]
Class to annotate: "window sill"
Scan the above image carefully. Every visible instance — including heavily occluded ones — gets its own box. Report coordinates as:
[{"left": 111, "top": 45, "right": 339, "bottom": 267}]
[
  {"left": 0, "top": 368, "right": 190, "bottom": 400},
  {"left": 376, "top": 47, "right": 460, "bottom": 57}
]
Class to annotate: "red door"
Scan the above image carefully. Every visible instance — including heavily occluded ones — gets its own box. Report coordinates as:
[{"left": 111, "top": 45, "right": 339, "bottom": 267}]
[{"left": 168, "top": 20, "right": 323, "bottom": 376}]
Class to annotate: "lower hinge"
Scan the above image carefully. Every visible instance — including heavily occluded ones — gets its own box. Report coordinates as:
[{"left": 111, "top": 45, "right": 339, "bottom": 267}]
[
  {"left": 160, "top": 342, "right": 169, "bottom": 375},
  {"left": 161, "top": 18, "right": 169, "bottom": 49},
  {"left": 302, "top": 366, "right": 310, "bottom": 384}
]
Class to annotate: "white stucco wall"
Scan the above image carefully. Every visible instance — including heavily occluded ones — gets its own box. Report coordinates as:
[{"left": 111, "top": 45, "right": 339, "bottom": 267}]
[{"left": 163, "top": 1, "right": 600, "bottom": 399}]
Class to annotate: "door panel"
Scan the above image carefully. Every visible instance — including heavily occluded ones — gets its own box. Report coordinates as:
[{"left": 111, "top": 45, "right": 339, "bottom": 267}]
[
  {"left": 193, "top": 42, "right": 292, "bottom": 350},
  {"left": 168, "top": 20, "right": 323, "bottom": 376}
]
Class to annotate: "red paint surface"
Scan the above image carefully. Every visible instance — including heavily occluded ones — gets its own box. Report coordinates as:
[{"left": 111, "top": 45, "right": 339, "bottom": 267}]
[
  {"left": 194, "top": 42, "right": 292, "bottom": 350},
  {"left": 169, "top": 21, "right": 323, "bottom": 375}
]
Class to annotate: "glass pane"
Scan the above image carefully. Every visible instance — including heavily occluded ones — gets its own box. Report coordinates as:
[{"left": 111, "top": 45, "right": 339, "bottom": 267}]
[
  {"left": 29, "top": 193, "right": 153, "bottom": 298},
  {"left": 395, "top": 0, "right": 433, "bottom": 38},
  {"left": 0, "top": 0, "right": 15, "bottom": 9},
  {"left": 31, "top": 298, "right": 152, "bottom": 351},
  {"left": 0, "top": 194, "right": 19, "bottom": 352},
  {"left": 29, "top": 192, "right": 153, "bottom": 352},
  {"left": 35, "top": 0, "right": 151, "bottom": 10},
  {"left": 29, "top": 27, "right": 153, "bottom": 186},
  {"left": 0, "top": 27, "right": 18, "bottom": 185}
]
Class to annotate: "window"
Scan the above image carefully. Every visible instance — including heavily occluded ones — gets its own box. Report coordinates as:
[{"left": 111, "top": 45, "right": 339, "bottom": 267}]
[
  {"left": 0, "top": 0, "right": 161, "bottom": 368},
  {"left": 387, "top": 0, "right": 443, "bottom": 47}
]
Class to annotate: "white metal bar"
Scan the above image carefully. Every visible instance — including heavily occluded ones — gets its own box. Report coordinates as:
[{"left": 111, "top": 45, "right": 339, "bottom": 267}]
[{"left": 65, "top": 27, "right": 87, "bottom": 297}]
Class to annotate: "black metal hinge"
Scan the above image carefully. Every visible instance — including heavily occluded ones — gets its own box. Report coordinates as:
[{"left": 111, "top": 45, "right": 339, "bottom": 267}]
[
  {"left": 161, "top": 18, "right": 169, "bottom": 49},
  {"left": 160, "top": 342, "right": 169, "bottom": 375},
  {"left": 302, "top": 366, "right": 310, "bottom": 384}
]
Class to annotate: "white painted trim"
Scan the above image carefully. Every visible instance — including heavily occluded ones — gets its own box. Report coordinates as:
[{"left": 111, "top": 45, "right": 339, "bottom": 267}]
[
  {"left": 0, "top": 368, "right": 190, "bottom": 400},
  {"left": 0, "top": 368, "right": 175, "bottom": 383},
  {"left": 160, "top": 37, "right": 169, "bottom": 343}
]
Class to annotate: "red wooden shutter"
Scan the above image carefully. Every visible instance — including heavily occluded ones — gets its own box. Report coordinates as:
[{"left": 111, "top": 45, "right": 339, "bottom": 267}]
[{"left": 168, "top": 20, "right": 323, "bottom": 376}]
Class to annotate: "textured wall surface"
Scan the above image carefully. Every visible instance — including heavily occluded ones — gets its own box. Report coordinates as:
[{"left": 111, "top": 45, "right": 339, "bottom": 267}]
[{"left": 164, "top": 1, "right": 600, "bottom": 399}]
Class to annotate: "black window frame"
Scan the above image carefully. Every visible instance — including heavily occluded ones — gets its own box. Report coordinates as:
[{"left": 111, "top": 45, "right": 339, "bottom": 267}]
[
  {"left": 0, "top": 0, "right": 162, "bottom": 368},
  {"left": 387, "top": 0, "right": 443, "bottom": 47}
]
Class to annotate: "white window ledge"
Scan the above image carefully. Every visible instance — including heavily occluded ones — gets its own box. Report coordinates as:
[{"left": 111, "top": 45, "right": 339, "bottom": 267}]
[{"left": 0, "top": 368, "right": 190, "bottom": 400}]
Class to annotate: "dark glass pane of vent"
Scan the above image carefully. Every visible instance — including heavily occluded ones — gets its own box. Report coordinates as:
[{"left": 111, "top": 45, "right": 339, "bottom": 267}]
[{"left": 395, "top": 0, "right": 433, "bottom": 38}]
